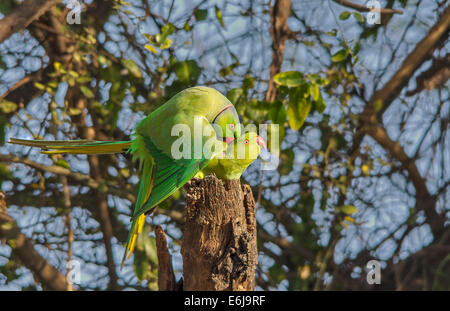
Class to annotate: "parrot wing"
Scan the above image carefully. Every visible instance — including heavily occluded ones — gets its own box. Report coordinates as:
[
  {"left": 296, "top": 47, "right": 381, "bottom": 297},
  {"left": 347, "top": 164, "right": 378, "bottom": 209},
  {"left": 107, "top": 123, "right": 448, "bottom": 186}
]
[
  {"left": 130, "top": 135, "right": 209, "bottom": 220},
  {"left": 121, "top": 116, "right": 222, "bottom": 267}
]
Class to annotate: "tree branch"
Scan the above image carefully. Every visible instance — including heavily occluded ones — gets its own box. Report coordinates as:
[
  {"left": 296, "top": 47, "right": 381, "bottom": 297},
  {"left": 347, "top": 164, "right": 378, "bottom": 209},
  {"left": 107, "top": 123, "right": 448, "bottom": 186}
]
[
  {"left": 155, "top": 225, "right": 177, "bottom": 291},
  {"left": 366, "top": 125, "right": 443, "bottom": 234},
  {"left": 333, "top": 0, "right": 403, "bottom": 15},
  {"left": 363, "top": 4, "right": 450, "bottom": 121},
  {"left": 266, "top": 0, "right": 291, "bottom": 102},
  {"left": 0, "top": 154, "right": 135, "bottom": 203},
  {"left": 181, "top": 175, "right": 258, "bottom": 291},
  {"left": 0, "top": 191, "right": 70, "bottom": 290},
  {"left": 353, "top": 6, "right": 450, "bottom": 237},
  {"left": 0, "top": 0, "right": 62, "bottom": 44}
]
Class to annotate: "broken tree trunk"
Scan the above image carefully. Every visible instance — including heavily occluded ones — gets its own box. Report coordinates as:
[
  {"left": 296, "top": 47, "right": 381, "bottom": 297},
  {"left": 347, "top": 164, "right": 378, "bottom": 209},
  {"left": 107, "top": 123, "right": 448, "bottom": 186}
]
[{"left": 181, "top": 174, "right": 258, "bottom": 291}]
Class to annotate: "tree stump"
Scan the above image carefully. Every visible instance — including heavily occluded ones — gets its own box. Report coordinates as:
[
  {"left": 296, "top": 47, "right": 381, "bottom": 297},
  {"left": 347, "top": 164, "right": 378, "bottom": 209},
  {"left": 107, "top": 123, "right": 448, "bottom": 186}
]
[{"left": 181, "top": 175, "right": 257, "bottom": 291}]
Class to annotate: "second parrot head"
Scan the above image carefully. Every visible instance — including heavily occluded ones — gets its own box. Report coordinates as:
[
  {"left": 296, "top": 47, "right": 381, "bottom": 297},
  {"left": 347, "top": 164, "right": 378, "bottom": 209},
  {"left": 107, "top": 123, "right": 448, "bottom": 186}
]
[
  {"left": 212, "top": 104, "right": 241, "bottom": 144},
  {"left": 226, "top": 132, "right": 266, "bottom": 162}
]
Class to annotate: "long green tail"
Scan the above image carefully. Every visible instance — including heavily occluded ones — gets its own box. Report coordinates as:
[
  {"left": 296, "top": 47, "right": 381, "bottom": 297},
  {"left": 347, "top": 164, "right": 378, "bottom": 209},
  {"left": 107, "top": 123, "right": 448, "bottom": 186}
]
[
  {"left": 120, "top": 136, "right": 155, "bottom": 269},
  {"left": 9, "top": 137, "right": 151, "bottom": 269},
  {"left": 9, "top": 138, "right": 132, "bottom": 154}
]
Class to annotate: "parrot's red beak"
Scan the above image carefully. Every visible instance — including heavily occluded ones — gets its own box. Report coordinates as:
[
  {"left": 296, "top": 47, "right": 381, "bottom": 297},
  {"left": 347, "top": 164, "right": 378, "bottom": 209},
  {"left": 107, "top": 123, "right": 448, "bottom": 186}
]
[
  {"left": 256, "top": 135, "right": 266, "bottom": 149},
  {"left": 225, "top": 137, "right": 235, "bottom": 144}
]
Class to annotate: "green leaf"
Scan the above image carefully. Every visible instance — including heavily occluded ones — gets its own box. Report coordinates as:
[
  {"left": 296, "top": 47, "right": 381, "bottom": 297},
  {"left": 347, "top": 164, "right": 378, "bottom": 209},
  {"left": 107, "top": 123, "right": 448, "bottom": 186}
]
[
  {"left": 161, "top": 23, "right": 175, "bottom": 37},
  {"left": 77, "top": 76, "right": 91, "bottom": 84},
  {"left": 353, "top": 12, "right": 365, "bottom": 23},
  {"left": 273, "top": 71, "right": 304, "bottom": 87},
  {"left": 227, "top": 88, "right": 245, "bottom": 106},
  {"left": 68, "top": 70, "right": 79, "bottom": 78},
  {"left": 353, "top": 40, "right": 361, "bottom": 55},
  {"left": 34, "top": 82, "right": 46, "bottom": 91},
  {"left": 287, "top": 88, "right": 312, "bottom": 131},
  {"left": 68, "top": 107, "right": 83, "bottom": 116},
  {"left": 243, "top": 74, "right": 255, "bottom": 89},
  {"left": 173, "top": 60, "right": 201, "bottom": 84},
  {"left": 144, "top": 236, "right": 158, "bottom": 265},
  {"left": 268, "top": 101, "right": 287, "bottom": 125},
  {"left": 47, "top": 81, "right": 59, "bottom": 89},
  {"left": 0, "top": 100, "right": 17, "bottom": 113},
  {"left": 310, "top": 84, "right": 320, "bottom": 101},
  {"left": 331, "top": 49, "right": 348, "bottom": 62},
  {"left": 314, "top": 94, "right": 326, "bottom": 113},
  {"left": 215, "top": 5, "right": 225, "bottom": 28},
  {"left": 121, "top": 59, "right": 142, "bottom": 78},
  {"left": 339, "top": 11, "right": 351, "bottom": 20},
  {"left": 135, "top": 225, "right": 158, "bottom": 264},
  {"left": 0, "top": 163, "right": 12, "bottom": 179},
  {"left": 338, "top": 205, "right": 358, "bottom": 215},
  {"left": 144, "top": 44, "right": 157, "bottom": 54},
  {"left": 219, "top": 65, "right": 233, "bottom": 77},
  {"left": 269, "top": 264, "right": 286, "bottom": 284},
  {"left": 325, "top": 29, "right": 337, "bottom": 37},
  {"left": 55, "top": 160, "right": 70, "bottom": 169},
  {"left": 80, "top": 86, "right": 94, "bottom": 99},
  {"left": 133, "top": 251, "right": 149, "bottom": 282},
  {"left": 183, "top": 21, "right": 192, "bottom": 32},
  {"left": 0, "top": 115, "right": 5, "bottom": 146},
  {"left": 194, "top": 8, "right": 208, "bottom": 21},
  {"left": 159, "top": 38, "right": 172, "bottom": 50},
  {"left": 54, "top": 62, "right": 64, "bottom": 72},
  {"left": 278, "top": 149, "right": 295, "bottom": 175},
  {"left": 119, "top": 0, "right": 131, "bottom": 6}
]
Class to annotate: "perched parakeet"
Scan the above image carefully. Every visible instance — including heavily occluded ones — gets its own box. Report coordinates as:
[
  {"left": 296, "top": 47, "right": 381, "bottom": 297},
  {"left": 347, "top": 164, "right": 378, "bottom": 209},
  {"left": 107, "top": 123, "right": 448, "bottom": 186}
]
[
  {"left": 198, "top": 132, "right": 266, "bottom": 180},
  {"left": 9, "top": 86, "right": 242, "bottom": 267}
]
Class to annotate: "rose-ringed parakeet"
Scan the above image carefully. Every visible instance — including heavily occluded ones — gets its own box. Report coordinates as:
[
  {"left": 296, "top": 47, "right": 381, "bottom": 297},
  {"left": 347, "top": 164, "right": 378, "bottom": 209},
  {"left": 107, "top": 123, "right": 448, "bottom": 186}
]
[
  {"left": 197, "top": 132, "right": 266, "bottom": 180},
  {"left": 9, "top": 86, "right": 242, "bottom": 267}
]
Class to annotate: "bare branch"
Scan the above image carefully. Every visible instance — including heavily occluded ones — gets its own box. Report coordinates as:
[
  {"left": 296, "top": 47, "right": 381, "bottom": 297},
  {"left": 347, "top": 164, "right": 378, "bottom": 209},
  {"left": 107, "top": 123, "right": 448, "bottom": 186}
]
[
  {"left": 364, "top": 5, "right": 450, "bottom": 119},
  {"left": 366, "top": 124, "right": 444, "bottom": 236},
  {"left": 0, "top": 191, "right": 70, "bottom": 290},
  {"left": 155, "top": 225, "right": 177, "bottom": 291},
  {"left": 266, "top": 0, "right": 291, "bottom": 102},
  {"left": 333, "top": 0, "right": 403, "bottom": 15},
  {"left": 0, "top": 154, "right": 135, "bottom": 203},
  {"left": 0, "top": 0, "right": 62, "bottom": 44}
]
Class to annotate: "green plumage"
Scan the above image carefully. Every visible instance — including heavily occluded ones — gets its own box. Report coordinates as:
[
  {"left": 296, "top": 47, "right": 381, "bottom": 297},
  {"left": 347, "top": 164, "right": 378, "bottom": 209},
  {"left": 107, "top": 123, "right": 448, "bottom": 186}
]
[
  {"left": 9, "top": 86, "right": 244, "bottom": 268},
  {"left": 122, "top": 86, "right": 241, "bottom": 266},
  {"left": 198, "top": 132, "right": 263, "bottom": 180}
]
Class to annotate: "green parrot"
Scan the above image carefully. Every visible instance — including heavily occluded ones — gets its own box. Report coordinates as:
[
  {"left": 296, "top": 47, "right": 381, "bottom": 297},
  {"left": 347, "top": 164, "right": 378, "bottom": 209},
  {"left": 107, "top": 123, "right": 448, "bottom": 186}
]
[
  {"left": 197, "top": 131, "right": 266, "bottom": 180},
  {"left": 9, "top": 86, "right": 243, "bottom": 267}
]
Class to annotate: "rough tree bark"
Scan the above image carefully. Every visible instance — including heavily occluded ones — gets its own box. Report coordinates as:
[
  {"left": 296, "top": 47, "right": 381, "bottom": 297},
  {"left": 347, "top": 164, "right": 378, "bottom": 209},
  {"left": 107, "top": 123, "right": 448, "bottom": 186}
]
[
  {"left": 155, "top": 225, "right": 178, "bottom": 291},
  {"left": 180, "top": 175, "right": 257, "bottom": 291}
]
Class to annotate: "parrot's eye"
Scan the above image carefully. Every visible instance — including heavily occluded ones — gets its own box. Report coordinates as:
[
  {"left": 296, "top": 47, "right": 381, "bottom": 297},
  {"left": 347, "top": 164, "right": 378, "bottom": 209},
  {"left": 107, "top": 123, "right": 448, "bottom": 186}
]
[
  {"left": 229, "top": 124, "right": 235, "bottom": 130},
  {"left": 243, "top": 139, "right": 249, "bottom": 145}
]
